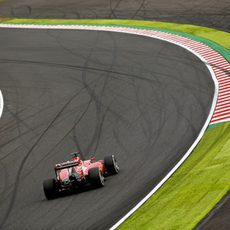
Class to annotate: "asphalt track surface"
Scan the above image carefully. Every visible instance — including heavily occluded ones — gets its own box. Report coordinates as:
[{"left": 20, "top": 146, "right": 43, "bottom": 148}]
[
  {"left": 0, "top": 28, "right": 215, "bottom": 229},
  {"left": 0, "top": 0, "right": 229, "bottom": 32},
  {"left": 197, "top": 193, "right": 230, "bottom": 230}
]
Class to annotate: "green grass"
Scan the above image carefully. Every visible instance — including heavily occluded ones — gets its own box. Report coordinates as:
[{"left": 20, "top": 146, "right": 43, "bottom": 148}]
[
  {"left": 0, "top": 18, "right": 229, "bottom": 229},
  {"left": 0, "top": 18, "right": 230, "bottom": 50},
  {"left": 120, "top": 122, "right": 230, "bottom": 229}
]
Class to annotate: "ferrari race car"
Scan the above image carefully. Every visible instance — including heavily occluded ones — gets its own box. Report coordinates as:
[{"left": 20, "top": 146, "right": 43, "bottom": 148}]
[{"left": 43, "top": 153, "right": 119, "bottom": 200}]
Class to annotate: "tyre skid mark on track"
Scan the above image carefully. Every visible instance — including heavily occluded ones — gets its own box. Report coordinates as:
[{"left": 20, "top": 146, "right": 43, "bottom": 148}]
[
  {"left": 0, "top": 23, "right": 229, "bottom": 229},
  {"left": 0, "top": 23, "right": 228, "bottom": 124},
  {"left": 0, "top": 80, "right": 104, "bottom": 228}
]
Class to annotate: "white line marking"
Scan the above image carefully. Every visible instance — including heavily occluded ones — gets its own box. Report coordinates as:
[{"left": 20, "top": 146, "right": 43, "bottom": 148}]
[{"left": 0, "top": 90, "right": 3, "bottom": 118}]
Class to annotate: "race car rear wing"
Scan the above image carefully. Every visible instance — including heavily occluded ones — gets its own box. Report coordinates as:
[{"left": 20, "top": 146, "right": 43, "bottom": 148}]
[{"left": 55, "top": 161, "right": 78, "bottom": 170}]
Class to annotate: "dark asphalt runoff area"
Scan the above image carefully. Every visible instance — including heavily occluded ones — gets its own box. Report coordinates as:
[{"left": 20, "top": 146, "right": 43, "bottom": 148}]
[
  {"left": 0, "top": 28, "right": 215, "bottom": 229},
  {"left": 0, "top": 0, "right": 229, "bottom": 31},
  {"left": 197, "top": 193, "right": 230, "bottom": 230}
]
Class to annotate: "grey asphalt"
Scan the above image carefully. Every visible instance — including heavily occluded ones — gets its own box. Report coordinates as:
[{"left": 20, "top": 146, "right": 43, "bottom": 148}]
[
  {"left": 0, "top": 28, "right": 214, "bottom": 229},
  {"left": 197, "top": 193, "right": 230, "bottom": 230},
  {"left": 0, "top": 0, "right": 229, "bottom": 31}
]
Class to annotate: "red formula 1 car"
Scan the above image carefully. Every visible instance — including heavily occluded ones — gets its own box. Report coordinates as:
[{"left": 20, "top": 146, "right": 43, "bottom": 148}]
[{"left": 43, "top": 152, "right": 119, "bottom": 200}]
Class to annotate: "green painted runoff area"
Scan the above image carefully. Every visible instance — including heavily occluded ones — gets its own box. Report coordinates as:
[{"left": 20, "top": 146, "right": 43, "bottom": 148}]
[{"left": 0, "top": 18, "right": 229, "bottom": 229}]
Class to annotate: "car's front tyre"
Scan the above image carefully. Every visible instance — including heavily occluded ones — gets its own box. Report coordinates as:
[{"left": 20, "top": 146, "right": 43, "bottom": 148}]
[{"left": 104, "top": 155, "right": 119, "bottom": 175}]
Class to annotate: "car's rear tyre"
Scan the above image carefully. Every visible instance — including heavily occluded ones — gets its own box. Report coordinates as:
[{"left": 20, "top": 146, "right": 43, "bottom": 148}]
[
  {"left": 104, "top": 155, "right": 119, "bottom": 175},
  {"left": 88, "top": 167, "right": 104, "bottom": 187},
  {"left": 43, "top": 178, "right": 59, "bottom": 200}
]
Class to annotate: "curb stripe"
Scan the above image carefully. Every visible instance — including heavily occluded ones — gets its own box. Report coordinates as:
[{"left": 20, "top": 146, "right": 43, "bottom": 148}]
[
  {"left": 212, "top": 118, "right": 230, "bottom": 123},
  {"left": 211, "top": 118, "right": 230, "bottom": 124},
  {"left": 218, "top": 75, "right": 229, "bottom": 79},
  {"left": 216, "top": 100, "right": 230, "bottom": 107},
  {"left": 214, "top": 106, "right": 230, "bottom": 114},
  {"left": 219, "top": 90, "right": 230, "bottom": 96},
  {"left": 216, "top": 106, "right": 229, "bottom": 113},
  {"left": 218, "top": 79, "right": 230, "bottom": 84},
  {"left": 221, "top": 83, "right": 230, "bottom": 89},
  {"left": 212, "top": 110, "right": 230, "bottom": 117}
]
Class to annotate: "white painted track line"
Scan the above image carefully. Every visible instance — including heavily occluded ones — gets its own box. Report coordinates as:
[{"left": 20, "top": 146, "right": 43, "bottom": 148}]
[{"left": 0, "top": 90, "right": 3, "bottom": 118}]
